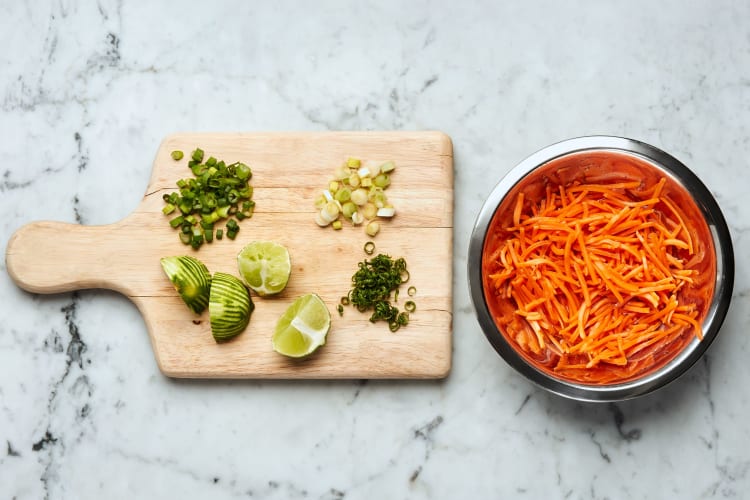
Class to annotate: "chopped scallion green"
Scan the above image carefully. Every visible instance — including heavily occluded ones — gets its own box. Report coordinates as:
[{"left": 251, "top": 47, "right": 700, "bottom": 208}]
[
  {"left": 169, "top": 215, "right": 185, "bottom": 228},
  {"left": 162, "top": 148, "right": 254, "bottom": 249}
]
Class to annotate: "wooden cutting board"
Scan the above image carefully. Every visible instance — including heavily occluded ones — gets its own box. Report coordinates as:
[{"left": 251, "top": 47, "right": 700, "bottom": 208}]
[{"left": 6, "top": 132, "right": 454, "bottom": 379}]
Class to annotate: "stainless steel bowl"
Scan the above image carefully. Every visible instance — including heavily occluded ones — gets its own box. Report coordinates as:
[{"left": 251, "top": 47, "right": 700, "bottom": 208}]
[{"left": 468, "top": 136, "right": 734, "bottom": 402}]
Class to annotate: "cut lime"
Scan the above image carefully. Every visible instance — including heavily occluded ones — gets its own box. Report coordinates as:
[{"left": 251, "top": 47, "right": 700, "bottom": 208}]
[
  {"left": 237, "top": 241, "right": 291, "bottom": 296},
  {"left": 273, "top": 293, "right": 330, "bottom": 358},
  {"left": 209, "top": 272, "right": 254, "bottom": 342},
  {"left": 160, "top": 256, "right": 212, "bottom": 314}
]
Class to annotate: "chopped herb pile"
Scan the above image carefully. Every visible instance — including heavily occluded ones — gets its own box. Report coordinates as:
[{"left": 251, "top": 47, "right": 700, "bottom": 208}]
[
  {"left": 343, "top": 247, "right": 414, "bottom": 332},
  {"left": 163, "top": 148, "right": 254, "bottom": 249}
]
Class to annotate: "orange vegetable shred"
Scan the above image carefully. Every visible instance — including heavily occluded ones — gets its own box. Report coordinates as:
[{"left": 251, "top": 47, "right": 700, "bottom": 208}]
[{"left": 484, "top": 173, "right": 713, "bottom": 385}]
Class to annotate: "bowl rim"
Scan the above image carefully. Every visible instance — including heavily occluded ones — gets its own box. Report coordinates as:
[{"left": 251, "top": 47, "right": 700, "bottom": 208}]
[{"left": 467, "top": 136, "right": 735, "bottom": 402}]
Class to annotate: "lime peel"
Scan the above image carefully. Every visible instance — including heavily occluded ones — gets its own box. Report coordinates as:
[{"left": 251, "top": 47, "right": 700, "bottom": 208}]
[
  {"left": 160, "top": 256, "right": 212, "bottom": 314},
  {"left": 209, "top": 272, "right": 254, "bottom": 342}
]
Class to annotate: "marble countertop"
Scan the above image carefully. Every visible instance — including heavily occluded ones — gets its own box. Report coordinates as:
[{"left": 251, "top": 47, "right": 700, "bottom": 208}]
[{"left": 2, "top": 1, "right": 749, "bottom": 498}]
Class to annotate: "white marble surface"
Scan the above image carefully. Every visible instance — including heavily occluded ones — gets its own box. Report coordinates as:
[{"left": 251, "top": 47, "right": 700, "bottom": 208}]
[{"left": 1, "top": 1, "right": 749, "bottom": 498}]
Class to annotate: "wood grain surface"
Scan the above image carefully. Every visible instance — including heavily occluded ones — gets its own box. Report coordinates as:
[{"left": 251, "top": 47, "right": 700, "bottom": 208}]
[{"left": 6, "top": 131, "right": 454, "bottom": 378}]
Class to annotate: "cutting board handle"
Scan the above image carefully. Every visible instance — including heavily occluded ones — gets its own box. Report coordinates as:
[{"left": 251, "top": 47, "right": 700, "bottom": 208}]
[{"left": 6, "top": 220, "right": 136, "bottom": 295}]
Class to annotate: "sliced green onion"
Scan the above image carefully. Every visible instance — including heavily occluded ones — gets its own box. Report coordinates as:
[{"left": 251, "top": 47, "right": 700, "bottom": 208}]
[
  {"left": 321, "top": 201, "right": 340, "bottom": 223},
  {"left": 216, "top": 228, "right": 223, "bottom": 240},
  {"left": 216, "top": 205, "right": 230, "bottom": 218},
  {"left": 342, "top": 202, "right": 357, "bottom": 219},
  {"left": 379, "top": 161, "right": 395, "bottom": 173},
  {"left": 357, "top": 166, "right": 371, "bottom": 178},
  {"left": 337, "top": 304, "right": 344, "bottom": 316},
  {"left": 191, "top": 233, "right": 204, "bottom": 249},
  {"left": 334, "top": 188, "right": 351, "bottom": 203},
  {"left": 334, "top": 166, "right": 349, "bottom": 180},
  {"left": 350, "top": 188, "right": 368, "bottom": 206},
  {"left": 340, "top": 296, "right": 350, "bottom": 305},
  {"left": 373, "top": 173, "right": 390, "bottom": 188},
  {"left": 397, "top": 312, "right": 409, "bottom": 325},
  {"left": 169, "top": 215, "right": 185, "bottom": 228},
  {"left": 235, "top": 163, "right": 251, "bottom": 180},
  {"left": 163, "top": 148, "right": 253, "bottom": 248},
  {"left": 366, "top": 221, "right": 380, "bottom": 237},
  {"left": 314, "top": 194, "right": 327, "bottom": 209},
  {"left": 408, "top": 286, "right": 417, "bottom": 296},
  {"left": 314, "top": 158, "right": 397, "bottom": 236},
  {"left": 171, "top": 150, "right": 184, "bottom": 161},
  {"left": 405, "top": 301, "right": 416, "bottom": 313},
  {"left": 364, "top": 241, "right": 375, "bottom": 255},
  {"left": 191, "top": 164, "right": 205, "bottom": 176},
  {"left": 369, "top": 188, "right": 387, "bottom": 208},
  {"left": 362, "top": 203, "right": 377, "bottom": 220}
]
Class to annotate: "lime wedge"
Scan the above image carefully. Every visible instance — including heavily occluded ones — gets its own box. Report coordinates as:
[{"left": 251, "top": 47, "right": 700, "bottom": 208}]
[
  {"left": 209, "top": 272, "right": 254, "bottom": 342},
  {"left": 237, "top": 241, "right": 291, "bottom": 296},
  {"left": 160, "top": 256, "right": 212, "bottom": 314},
  {"left": 273, "top": 293, "right": 330, "bottom": 358}
]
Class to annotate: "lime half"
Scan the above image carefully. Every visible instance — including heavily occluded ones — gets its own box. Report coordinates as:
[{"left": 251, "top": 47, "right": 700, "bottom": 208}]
[
  {"left": 237, "top": 241, "right": 291, "bottom": 296},
  {"left": 273, "top": 293, "right": 330, "bottom": 358}
]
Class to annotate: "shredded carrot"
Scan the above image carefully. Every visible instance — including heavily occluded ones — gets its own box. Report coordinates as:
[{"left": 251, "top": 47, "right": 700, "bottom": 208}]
[{"left": 484, "top": 177, "right": 708, "bottom": 385}]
